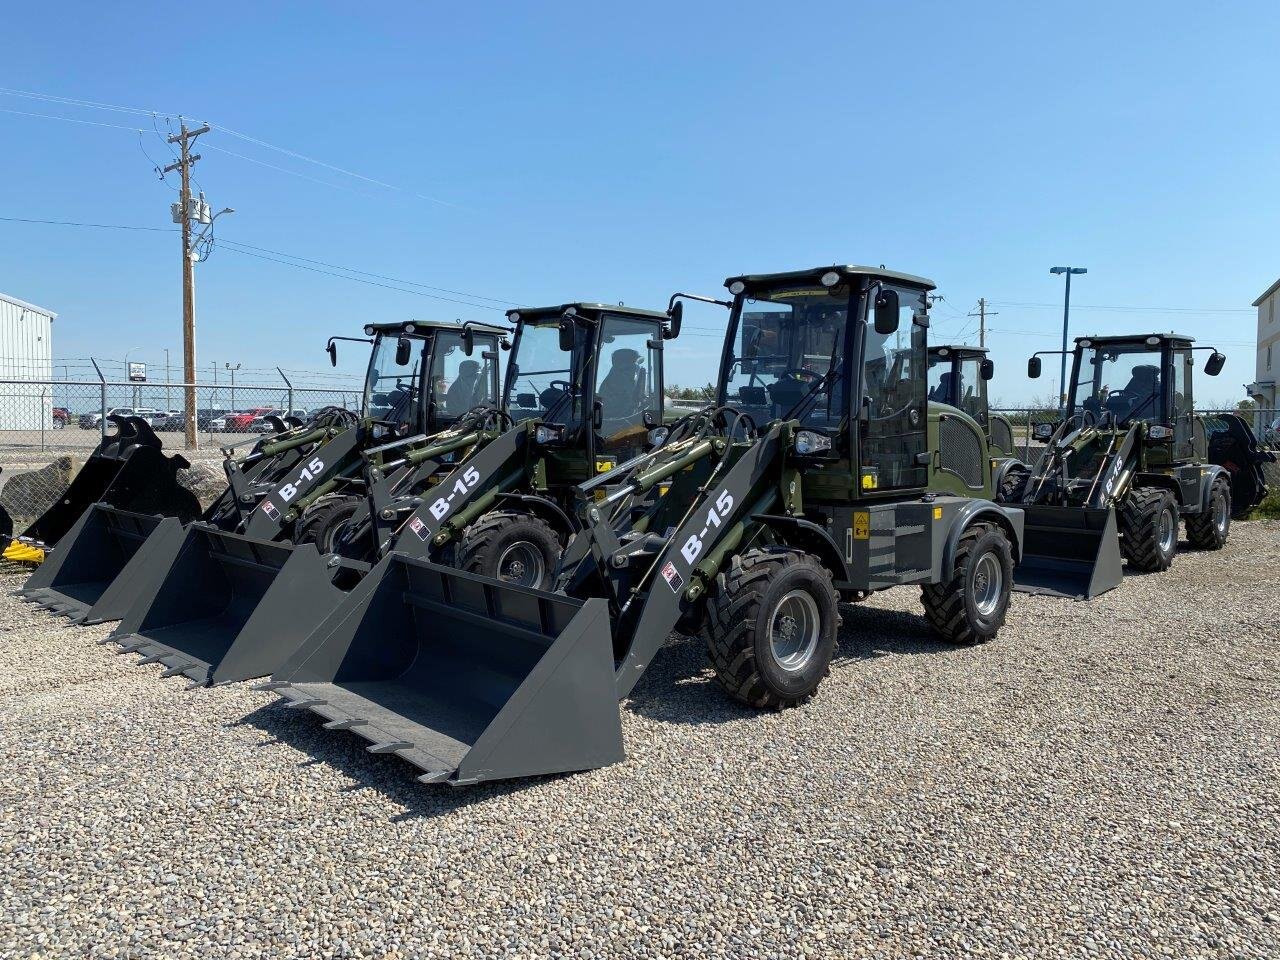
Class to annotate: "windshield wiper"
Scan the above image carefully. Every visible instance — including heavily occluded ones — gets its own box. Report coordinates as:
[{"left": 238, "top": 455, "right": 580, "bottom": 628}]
[{"left": 784, "top": 367, "right": 839, "bottom": 423}]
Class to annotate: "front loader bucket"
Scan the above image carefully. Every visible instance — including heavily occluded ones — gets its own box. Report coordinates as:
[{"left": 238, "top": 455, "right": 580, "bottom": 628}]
[
  {"left": 108, "top": 525, "right": 356, "bottom": 686},
  {"left": 1012, "top": 504, "right": 1124, "bottom": 600},
  {"left": 266, "top": 552, "right": 623, "bottom": 787},
  {"left": 17, "top": 506, "right": 186, "bottom": 624}
]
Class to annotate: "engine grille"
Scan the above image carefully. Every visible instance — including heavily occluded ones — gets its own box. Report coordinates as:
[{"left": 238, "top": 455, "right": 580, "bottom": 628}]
[
  {"left": 989, "top": 416, "right": 1015, "bottom": 456},
  {"left": 938, "top": 414, "right": 985, "bottom": 489}
]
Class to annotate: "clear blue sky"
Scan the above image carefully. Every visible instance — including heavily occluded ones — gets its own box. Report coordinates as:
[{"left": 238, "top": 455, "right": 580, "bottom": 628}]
[{"left": 1, "top": 0, "right": 1276, "bottom": 404}]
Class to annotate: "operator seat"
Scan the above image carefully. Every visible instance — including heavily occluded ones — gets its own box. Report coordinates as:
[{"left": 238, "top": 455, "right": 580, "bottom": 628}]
[{"left": 444, "top": 360, "right": 482, "bottom": 415}]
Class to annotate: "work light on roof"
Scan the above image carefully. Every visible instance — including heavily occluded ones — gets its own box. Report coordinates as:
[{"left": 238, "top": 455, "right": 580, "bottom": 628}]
[
  {"left": 509, "top": 311, "right": 520, "bottom": 323},
  {"left": 1079, "top": 339, "right": 1092, "bottom": 348},
  {"left": 820, "top": 271, "right": 841, "bottom": 287},
  {"left": 1145, "top": 336, "right": 1160, "bottom": 346},
  {"left": 364, "top": 324, "right": 375, "bottom": 336},
  {"left": 728, "top": 280, "right": 746, "bottom": 295},
  {"left": 404, "top": 322, "right": 416, "bottom": 333}
]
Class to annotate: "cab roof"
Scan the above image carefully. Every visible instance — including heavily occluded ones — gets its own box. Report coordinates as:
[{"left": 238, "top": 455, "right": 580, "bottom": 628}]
[
  {"left": 366, "top": 320, "right": 510, "bottom": 337},
  {"left": 1076, "top": 333, "right": 1196, "bottom": 347},
  {"left": 725, "top": 264, "right": 936, "bottom": 292},
  {"left": 929, "top": 344, "right": 988, "bottom": 358},
  {"left": 506, "top": 303, "right": 670, "bottom": 323}
]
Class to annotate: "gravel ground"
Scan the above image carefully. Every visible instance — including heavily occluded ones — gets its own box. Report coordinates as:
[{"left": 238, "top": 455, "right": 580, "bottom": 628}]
[{"left": 1, "top": 522, "right": 1277, "bottom": 959}]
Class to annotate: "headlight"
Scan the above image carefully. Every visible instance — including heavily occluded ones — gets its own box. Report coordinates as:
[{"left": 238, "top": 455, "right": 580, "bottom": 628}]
[
  {"left": 728, "top": 280, "right": 746, "bottom": 295},
  {"left": 1033, "top": 422, "right": 1055, "bottom": 440},
  {"left": 364, "top": 324, "right": 376, "bottom": 336},
  {"left": 794, "top": 430, "right": 832, "bottom": 455},
  {"left": 1147, "top": 424, "right": 1173, "bottom": 440},
  {"left": 647, "top": 426, "right": 669, "bottom": 447},
  {"left": 535, "top": 424, "right": 564, "bottom": 444}
]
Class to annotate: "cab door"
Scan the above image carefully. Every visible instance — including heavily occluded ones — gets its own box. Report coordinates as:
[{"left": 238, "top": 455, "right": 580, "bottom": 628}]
[{"left": 857, "top": 286, "right": 930, "bottom": 492}]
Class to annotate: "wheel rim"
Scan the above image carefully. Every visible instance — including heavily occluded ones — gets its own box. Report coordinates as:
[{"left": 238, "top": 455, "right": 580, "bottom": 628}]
[
  {"left": 768, "top": 589, "right": 821, "bottom": 673},
  {"left": 496, "top": 541, "right": 545, "bottom": 587},
  {"left": 1214, "top": 490, "right": 1229, "bottom": 534},
  {"left": 1158, "top": 506, "right": 1177, "bottom": 554},
  {"left": 972, "top": 552, "right": 1003, "bottom": 617}
]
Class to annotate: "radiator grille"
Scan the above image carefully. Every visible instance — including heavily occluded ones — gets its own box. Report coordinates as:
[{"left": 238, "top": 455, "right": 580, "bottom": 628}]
[{"left": 938, "top": 414, "right": 985, "bottom": 489}]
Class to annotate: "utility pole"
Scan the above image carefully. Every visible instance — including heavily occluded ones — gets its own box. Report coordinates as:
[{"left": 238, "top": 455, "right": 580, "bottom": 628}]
[
  {"left": 967, "top": 298, "right": 998, "bottom": 349},
  {"left": 164, "top": 120, "right": 210, "bottom": 448}
]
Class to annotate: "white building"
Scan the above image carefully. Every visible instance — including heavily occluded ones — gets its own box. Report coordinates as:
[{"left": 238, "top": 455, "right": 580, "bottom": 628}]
[
  {"left": 0, "top": 292, "right": 56, "bottom": 430},
  {"left": 1248, "top": 278, "right": 1280, "bottom": 411}
]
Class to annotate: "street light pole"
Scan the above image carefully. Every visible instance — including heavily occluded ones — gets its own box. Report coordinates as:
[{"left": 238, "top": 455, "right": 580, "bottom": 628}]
[
  {"left": 226, "top": 362, "right": 241, "bottom": 413},
  {"left": 1050, "top": 266, "right": 1087, "bottom": 412}
]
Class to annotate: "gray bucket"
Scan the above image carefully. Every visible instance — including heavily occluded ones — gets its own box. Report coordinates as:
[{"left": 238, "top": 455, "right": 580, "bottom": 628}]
[{"left": 1012, "top": 504, "right": 1124, "bottom": 600}]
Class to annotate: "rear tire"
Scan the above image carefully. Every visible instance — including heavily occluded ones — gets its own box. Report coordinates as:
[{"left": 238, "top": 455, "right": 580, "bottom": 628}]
[
  {"left": 1119, "top": 486, "right": 1178, "bottom": 571},
  {"left": 457, "top": 511, "right": 561, "bottom": 589},
  {"left": 703, "top": 548, "right": 840, "bottom": 710},
  {"left": 921, "top": 522, "right": 1013, "bottom": 645},
  {"left": 1185, "top": 476, "right": 1231, "bottom": 550}
]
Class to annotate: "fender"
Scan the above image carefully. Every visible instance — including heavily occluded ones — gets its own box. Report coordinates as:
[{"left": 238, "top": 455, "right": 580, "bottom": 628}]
[
  {"left": 991, "top": 457, "right": 1029, "bottom": 497},
  {"left": 753, "top": 513, "right": 850, "bottom": 583},
  {"left": 493, "top": 491, "right": 578, "bottom": 540},
  {"left": 1197, "top": 464, "right": 1229, "bottom": 513},
  {"left": 941, "top": 498, "right": 1024, "bottom": 573}
]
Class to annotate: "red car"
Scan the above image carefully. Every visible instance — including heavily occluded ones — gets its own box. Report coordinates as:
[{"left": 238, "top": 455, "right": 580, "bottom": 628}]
[
  {"left": 52, "top": 407, "right": 70, "bottom": 429},
  {"left": 224, "top": 408, "right": 275, "bottom": 432}
]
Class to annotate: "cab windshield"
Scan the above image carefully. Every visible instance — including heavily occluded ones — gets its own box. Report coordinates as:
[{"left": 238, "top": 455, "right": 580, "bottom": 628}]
[
  {"left": 720, "top": 285, "right": 848, "bottom": 429},
  {"left": 1071, "top": 343, "right": 1163, "bottom": 425},
  {"left": 927, "top": 353, "right": 986, "bottom": 423},
  {"left": 364, "top": 333, "right": 425, "bottom": 427},
  {"left": 505, "top": 321, "right": 580, "bottom": 427}
]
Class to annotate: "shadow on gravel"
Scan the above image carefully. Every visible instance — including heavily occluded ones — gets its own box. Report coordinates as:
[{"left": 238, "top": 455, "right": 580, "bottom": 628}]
[
  {"left": 832, "top": 603, "right": 950, "bottom": 663},
  {"left": 234, "top": 703, "right": 568, "bottom": 821}
]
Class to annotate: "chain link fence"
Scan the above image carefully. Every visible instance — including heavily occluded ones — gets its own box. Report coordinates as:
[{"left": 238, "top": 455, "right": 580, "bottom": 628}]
[{"left": 0, "top": 375, "right": 361, "bottom": 533}]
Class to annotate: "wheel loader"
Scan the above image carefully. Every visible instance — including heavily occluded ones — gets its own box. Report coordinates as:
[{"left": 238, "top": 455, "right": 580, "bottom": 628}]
[
  {"left": 19, "top": 320, "right": 508, "bottom": 624},
  {"left": 260, "top": 264, "right": 1026, "bottom": 787},
  {"left": 1001, "top": 332, "right": 1259, "bottom": 599},
  {"left": 104, "top": 301, "right": 681, "bottom": 686},
  {"left": 927, "top": 345, "right": 1020, "bottom": 460},
  {"left": 1, "top": 415, "right": 202, "bottom": 566}
]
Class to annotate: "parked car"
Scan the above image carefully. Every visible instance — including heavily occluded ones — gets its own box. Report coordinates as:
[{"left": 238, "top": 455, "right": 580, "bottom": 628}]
[
  {"left": 222, "top": 407, "right": 277, "bottom": 433},
  {"left": 79, "top": 406, "right": 140, "bottom": 429},
  {"left": 1265, "top": 415, "right": 1280, "bottom": 446},
  {"left": 247, "top": 409, "right": 309, "bottom": 433},
  {"left": 52, "top": 407, "right": 69, "bottom": 429}
]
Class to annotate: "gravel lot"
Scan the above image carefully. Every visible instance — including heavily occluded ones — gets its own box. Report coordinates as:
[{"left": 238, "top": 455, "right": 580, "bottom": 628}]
[{"left": 1, "top": 522, "right": 1277, "bottom": 959}]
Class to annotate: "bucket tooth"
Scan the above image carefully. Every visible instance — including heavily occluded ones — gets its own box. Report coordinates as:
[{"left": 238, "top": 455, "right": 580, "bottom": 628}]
[
  {"left": 269, "top": 553, "right": 625, "bottom": 786},
  {"left": 160, "top": 664, "right": 190, "bottom": 678},
  {"left": 253, "top": 681, "right": 291, "bottom": 692},
  {"left": 136, "top": 653, "right": 167, "bottom": 666},
  {"left": 285, "top": 698, "right": 328, "bottom": 710}
]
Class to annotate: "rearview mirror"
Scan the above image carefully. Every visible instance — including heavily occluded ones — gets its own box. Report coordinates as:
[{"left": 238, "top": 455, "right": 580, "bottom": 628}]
[
  {"left": 395, "top": 337, "right": 413, "bottom": 366},
  {"left": 1204, "top": 351, "right": 1225, "bottom": 376},
  {"left": 1027, "top": 356, "right": 1042, "bottom": 378},
  {"left": 462, "top": 328, "right": 475, "bottom": 356},
  {"left": 664, "top": 301, "right": 682, "bottom": 340},
  {"left": 592, "top": 399, "right": 603, "bottom": 431},
  {"left": 980, "top": 358, "right": 995, "bottom": 381},
  {"left": 559, "top": 320, "right": 575, "bottom": 353},
  {"left": 326, "top": 341, "right": 337, "bottom": 367},
  {"left": 873, "top": 290, "right": 900, "bottom": 335}
]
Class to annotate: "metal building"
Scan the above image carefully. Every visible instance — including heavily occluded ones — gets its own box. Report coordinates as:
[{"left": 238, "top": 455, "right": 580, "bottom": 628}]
[{"left": 0, "top": 292, "right": 56, "bottom": 430}]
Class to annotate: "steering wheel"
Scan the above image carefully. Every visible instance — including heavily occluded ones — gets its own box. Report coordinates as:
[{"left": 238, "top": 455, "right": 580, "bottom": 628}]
[
  {"left": 538, "top": 379, "right": 572, "bottom": 410},
  {"left": 777, "top": 367, "right": 822, "bottom": 383}
]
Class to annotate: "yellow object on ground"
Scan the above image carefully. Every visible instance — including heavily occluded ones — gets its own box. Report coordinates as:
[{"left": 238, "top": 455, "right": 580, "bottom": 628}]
[{"left": 2, "top": 541, "right": 45, "bottom": 564}]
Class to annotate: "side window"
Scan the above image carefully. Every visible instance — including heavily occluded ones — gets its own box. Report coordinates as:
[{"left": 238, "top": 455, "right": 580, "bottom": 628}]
[
  {"left": 595, "top": 315, "right": 660, "bottom": 452},
  {"left": 958, "top": 357, "right": 986, "bottom": 424},
  {"left": 433, "top": 332, "right": 498, "bottom": 418},
  {"left": 860, "top": 287, "right": 928, "bottom": 490},
  {"left": 1172, "top": 347, "right": 1194, "bottom": 458}
]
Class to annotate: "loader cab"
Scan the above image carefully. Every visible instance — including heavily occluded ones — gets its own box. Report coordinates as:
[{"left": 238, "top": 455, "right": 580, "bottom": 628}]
[
  {"left": 928, "top": 346, "right": 992, "bottom": 424},
  {"left": 503, "top": 303, "right": 670, "bottom": 481},
  {"left": 720, "top": 266, "right": 937, "bottom": 496},
  {"left": 1063, "top": 333, "right": 1216, "bottom": 462},
  {"left": 360, "top": 321, "right": 505, "bottom": 436}
]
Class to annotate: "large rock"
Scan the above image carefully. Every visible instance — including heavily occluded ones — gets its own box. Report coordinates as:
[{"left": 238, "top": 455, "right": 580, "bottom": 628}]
[{"left": 0, "top": 456, "right": 78, "bottom": 527}]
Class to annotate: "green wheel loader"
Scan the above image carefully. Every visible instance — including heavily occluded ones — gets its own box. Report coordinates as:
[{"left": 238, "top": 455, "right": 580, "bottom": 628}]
[
  {"left": 105, "top": 301, "right": 681, "bottom": 687},
  {"left": 21, "top": 320, "right": 507, "bottom": 625},
  {"left": 927, "top": 345, "right": 1021, "bottom": 460},
  {"left": 1002, "top": 332, "right": 1264, "bottom": 599},
  {"left": 262, "top": 264, "right": 1025, "bottom": 787}
]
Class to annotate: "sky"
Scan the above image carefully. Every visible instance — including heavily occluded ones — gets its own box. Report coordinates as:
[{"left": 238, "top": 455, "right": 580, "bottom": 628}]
[{"left": 1, "top": 0, "right": 1277, "bottom": 405}]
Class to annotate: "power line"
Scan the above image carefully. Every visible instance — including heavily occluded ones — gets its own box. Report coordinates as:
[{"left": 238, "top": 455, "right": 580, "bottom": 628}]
[
  {"left": 0, "top": 215, "right": 174, "bottom": 232},
  {"left": 0, "top": 106, "right": 146, "bottom": 132},
  {"left": 988, "top": 300, "right": 1251, "bottom": 314}
]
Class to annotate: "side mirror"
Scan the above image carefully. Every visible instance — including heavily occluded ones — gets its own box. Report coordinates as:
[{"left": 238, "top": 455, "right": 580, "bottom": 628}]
[
  {"left": 326, "top": 341, "right": 337, "bottom": 367},
  {"left": 558, "top": 320, "right": 575, "bottom": 353},
  {"left": 873, "top": 290, "right": 900, "bottom": 335},
  {"left": 395, "top": 337, "right": 413, "bottom": 367},
  {"left": 1204, "top": 351, "right": 1225, "bottom": 376},
  {"left": 980, "top": 358, "right": 995, "bottom": 381},
  {"left": 1027, "top": 356, "right": 1042, "bottom": 379},
  {"left": 592, "top": 399, "right": 603, "bottom": 431},
  {"left": 462, "top": 328, "right": 475, "bottom": 356},
  {"left": 643, "top": 409, "right": 658, "bottom": 429},
  {"left": 664, "top": 301, "right": 682, "bottom": 340}
]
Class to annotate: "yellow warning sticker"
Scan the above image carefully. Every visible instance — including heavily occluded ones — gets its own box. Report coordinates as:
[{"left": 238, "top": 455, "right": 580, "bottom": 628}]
[
  {"left": 595, "top": 459, "right": 615, "bottom": 473},
  {"left": 853, "top": 512, "right": 870, "bottom": 540},
  {"left": 933, "top": 506, "right": 943, "bottom": 520}
]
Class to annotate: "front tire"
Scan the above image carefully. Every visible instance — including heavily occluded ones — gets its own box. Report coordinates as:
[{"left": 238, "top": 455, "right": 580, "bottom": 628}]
[
  {"left": 921, "top": 522, "right": 1013, "bottom": 645},
  {"left": 296, "top": 495, "right": 364, "bottom": 553},
  {"left": 1185, "top": 476, "right": 1231, "bottom": 550},
  {"left": 1119, "top": 486, "right": 1178, "bottom": 571},
  {"left": 457, "top": 511, "right": 561, "bottom": 589},
  {"left": 703, "top": 548, "right": 840, "bottom": 710}
]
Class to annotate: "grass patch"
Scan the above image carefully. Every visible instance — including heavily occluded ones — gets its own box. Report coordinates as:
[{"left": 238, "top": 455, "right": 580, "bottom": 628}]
[{"left": 1243, "top": 490, "right": 1280, "bottom": 520}]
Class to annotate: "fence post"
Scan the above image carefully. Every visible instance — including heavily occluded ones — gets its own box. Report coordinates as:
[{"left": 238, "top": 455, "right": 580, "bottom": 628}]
[
  {"left": 39, "top": 386, "right": 47, "bottom": 452},
  {"left": 278, "top": 367, "right": 294, "bottom": 417},
  {"left": 90, "top": 357, "right": 107, "bottom": 444}
]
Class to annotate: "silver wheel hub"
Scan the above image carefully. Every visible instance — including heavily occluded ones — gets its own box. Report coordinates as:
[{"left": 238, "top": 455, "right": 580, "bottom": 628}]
[
  {"left": 1158, "top": 507, "right": 1176, "bottom": 554},
  {"left": 1214, "top": 491, "right": 1229, "bottom": 534},
  {"left": 496, "top": 542, "right": 545, "bottom": 588},
  {"left": 768, "top": 590, "right": 821, "bottom": 673},
  {"left": 972, "top": 552, "right": 1003, "bottom": 618}
]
